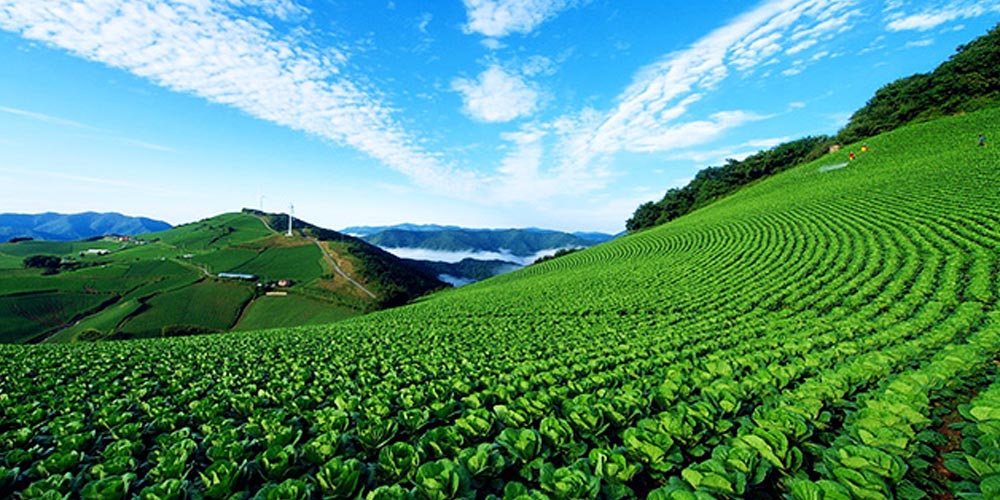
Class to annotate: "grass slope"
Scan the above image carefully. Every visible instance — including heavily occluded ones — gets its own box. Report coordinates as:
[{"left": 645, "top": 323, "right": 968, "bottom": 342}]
[
  {"left": 118, "top": 279, "right": 254, "bottom": 338},
  {"left": 234, "top": 294, "right": 355, "bottom": 331},
  {"left": 2, "top": 109, "right": 999, "bottom": 496}
]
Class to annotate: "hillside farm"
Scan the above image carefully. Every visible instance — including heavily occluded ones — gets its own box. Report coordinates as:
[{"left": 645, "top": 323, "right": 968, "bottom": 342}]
[
  {"left": 2, "top": 105, "right": 999, "bottom": 497},
  {"left": 0, "top": 210, "right": 442, "bottom": 343}
]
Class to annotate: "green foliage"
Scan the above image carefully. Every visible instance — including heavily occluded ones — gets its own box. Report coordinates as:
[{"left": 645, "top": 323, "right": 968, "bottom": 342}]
[
  {"left": 160, "top": 324, "right": 221, "bottom": 337},
  {"left": 315, "top": 456, "right": 363, "bottom": 498},
  {"left": 22, "top": 255, "right": 62, "bottom": 271},
  {"left": 412, "top": 459, "right": 464, "bottom": 500},
  {"left": 0, "top": 291, "right": 114, "bottom": 343},
  {"left": 627, "top": 135, "right": 830, "bottom": 231},
  {"left": 2, "top": 108, "right": 1000, "bottom": 499},
  {"left": 118, "top": 279, "right": 252, "bottom": 337}
]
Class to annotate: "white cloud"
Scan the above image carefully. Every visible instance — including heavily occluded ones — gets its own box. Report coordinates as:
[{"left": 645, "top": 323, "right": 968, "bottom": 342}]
[
  {"left": 0, "top": 0, "right": 478, "bottom": 195},
  {"left": 461, "top": 0, "right": 580, "bottom": 38},
  {"left": 669, "top": 136, "right": 794, "bottom": 165},
  {"left": 551, "top": 0, "right": 860, "bottom": 172},
  {"left": 521, "top": 55, "right": 555, "bottom": 77},
  {"left": 0, "top": 105, "right": 174, "bottom": 151},
  {"left": 905, "top": 38, "right": 935, "bottom": 48},
  {"left": 452, "top": 65, "right": 541, "bottom": 123},
  {"left": 885, "top": 1, "right": 1000, "bottom": 32},
  {"left": 225, "top": 0, "right": 309, "bottom": 20},
  {"left": 0, "top": 166, "right": 186, "bottom": 196},
  {"left": 417, "top": 12, "right": 432, "bottom": 34},
  {"left": 0, "top": 105, "right": 93, "bottom": 129}
]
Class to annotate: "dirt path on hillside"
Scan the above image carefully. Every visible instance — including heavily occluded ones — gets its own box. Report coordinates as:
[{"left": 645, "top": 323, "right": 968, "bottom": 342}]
[
  {"left": 311, "top": 239, "right": 377, "bottom": 299},
  {"left": 252, "top": 214, "right": 376, "bottom": 299}
]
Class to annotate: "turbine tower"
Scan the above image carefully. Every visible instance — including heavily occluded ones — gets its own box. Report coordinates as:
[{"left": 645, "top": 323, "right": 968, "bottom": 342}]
[{"left": 287, "top": 203, "right": 294, "bottom": 237}]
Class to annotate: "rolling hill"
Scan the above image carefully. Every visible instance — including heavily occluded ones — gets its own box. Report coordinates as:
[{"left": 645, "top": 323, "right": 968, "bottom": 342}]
[
  {"left": 2, "top": 103, "right": 999, "bottom": 496},
  {"left": 0, "top": 211, "right": 172, "bottom": 241},
  {"left": 0, "top": 210, "right": 444, "bottom": 343}
]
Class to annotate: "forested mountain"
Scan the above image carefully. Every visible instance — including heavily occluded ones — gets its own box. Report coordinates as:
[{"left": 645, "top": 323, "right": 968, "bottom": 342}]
[{"left": 0, "top": 212, "right": 172, "bottom": 241}]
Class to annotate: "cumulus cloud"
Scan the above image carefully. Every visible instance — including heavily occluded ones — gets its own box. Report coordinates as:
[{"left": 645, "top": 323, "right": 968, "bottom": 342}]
[
  {"left": 0, "top": 0, "right": 477, "bottom": 194},
  {"left": 461, "top": 0, "right": 580, "bottom": 38},
  {"left": 452, "top": 65, "right": 541, "bottom": 123}
]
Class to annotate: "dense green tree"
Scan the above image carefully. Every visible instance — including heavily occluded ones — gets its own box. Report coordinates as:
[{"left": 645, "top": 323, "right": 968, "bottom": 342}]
[
  {"left": 627, "top": 136, "right": 829, "bottom": 232},
  {"left": 22, "top": 255, "right": 61, "bottom": 270},
  {"left": 626, "top": 202, "right": 662, "bottom": 232}
]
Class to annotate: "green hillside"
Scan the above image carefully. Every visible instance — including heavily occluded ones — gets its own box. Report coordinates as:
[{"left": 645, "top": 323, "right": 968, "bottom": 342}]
[
  {"left": 0, "top": 211, "right": 444, "bottom": 343},
  {"left": 2, "top": 107, "right": 999, "bottom": 497},
  {"left": 628, "top": 23, "right": 1000, "bottom": 233}
]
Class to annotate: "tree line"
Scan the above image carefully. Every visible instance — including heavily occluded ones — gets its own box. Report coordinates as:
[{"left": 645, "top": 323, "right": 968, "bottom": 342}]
[{"left": 627, "top": 23, "right": 1000, "bottom": 232}]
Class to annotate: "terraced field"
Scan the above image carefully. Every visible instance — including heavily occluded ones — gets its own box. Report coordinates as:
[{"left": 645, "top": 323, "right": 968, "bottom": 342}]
[{"left": 1, "top": 108, "right": 999, "bottom": 498}]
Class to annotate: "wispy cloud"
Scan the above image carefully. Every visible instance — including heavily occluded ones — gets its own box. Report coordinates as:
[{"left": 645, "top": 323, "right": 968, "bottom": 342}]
[
  {"left": 452, "top": 65, "right": 541, "bottom": 123},
  {"left": 553, "top": 0, "right": 860, "bottom": 170},
  {"left": 0, "top": 0, "right": 476, "bottom": 194},
  {"left": 885, "top": 1, "right": 1000, "bottom": 32},
  {"left": 905, "top": 38, "right": 935, "bottom": 48},
  {"left": 669, "top": 136, "right": 795, "bottom": 165},
  {"left": 417, "top": 12, "right": 433, "bottom": 34},
  {"left": 0, "top": 166, "right": 186, "bottom": 196},
  {"left": 0, "top": 105, "right": 174, "bottom": 152},
  {"left": 461, "top": 0, "right": 581, "bottom": 38},
  {"left": 0, "top": 105, "right": 93, "bottom": 129}
]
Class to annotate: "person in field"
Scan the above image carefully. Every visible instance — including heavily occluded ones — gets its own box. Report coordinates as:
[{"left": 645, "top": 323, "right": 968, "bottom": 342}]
[
  {"left": 849, "top": 152, "right": 856, "bottom": 161},
  {"left": 980, "top": 134, "right": 986, "bottom": 147}
]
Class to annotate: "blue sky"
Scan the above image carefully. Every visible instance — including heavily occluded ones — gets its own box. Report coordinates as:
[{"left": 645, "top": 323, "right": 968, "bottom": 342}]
[{"left": 0, "top": 1, "right": 998, "bottom": 233}]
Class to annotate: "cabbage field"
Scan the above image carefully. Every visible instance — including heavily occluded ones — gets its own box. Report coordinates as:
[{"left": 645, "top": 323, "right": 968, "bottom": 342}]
[{"left": 2, "top": 108, "right": 1000, "bottom": 498}]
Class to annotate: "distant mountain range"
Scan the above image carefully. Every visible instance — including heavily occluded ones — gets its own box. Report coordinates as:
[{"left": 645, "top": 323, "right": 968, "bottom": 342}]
[
  {"left": 0, "top": 212, "right": 172, "bottom": 242},
  {"left": 345, "top": 224, "right": 616, "bottom": 284},
  {"left": 345, "top": 225, "right": 615, "bottom": 257}
]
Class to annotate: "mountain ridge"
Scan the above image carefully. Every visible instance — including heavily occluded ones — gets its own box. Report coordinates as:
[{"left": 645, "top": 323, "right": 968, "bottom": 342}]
[
  {"left": 354, "top": 226, "right": 615, "bottom": 257},
  {"left": 0, "top": 211, "right": 172, "bottom": 242}
]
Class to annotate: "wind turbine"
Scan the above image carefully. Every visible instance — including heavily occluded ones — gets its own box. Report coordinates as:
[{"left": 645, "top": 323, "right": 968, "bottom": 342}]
[{"left": 287, "top": 203, "right": 294, "bottom": 237}]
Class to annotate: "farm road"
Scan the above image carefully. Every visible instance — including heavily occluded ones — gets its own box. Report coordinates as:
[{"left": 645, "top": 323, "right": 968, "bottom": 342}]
[{"left": 253, "top": 214, "right": 376, "bottom": 299}]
